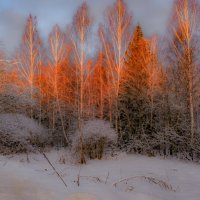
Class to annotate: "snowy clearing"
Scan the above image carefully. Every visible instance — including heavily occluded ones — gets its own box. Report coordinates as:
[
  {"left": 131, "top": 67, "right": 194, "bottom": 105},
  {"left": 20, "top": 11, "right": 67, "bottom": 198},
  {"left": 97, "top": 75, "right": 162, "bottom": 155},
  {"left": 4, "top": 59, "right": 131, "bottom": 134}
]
[{"left": 0, "top": 151, "right": 200, "bottom": 200}]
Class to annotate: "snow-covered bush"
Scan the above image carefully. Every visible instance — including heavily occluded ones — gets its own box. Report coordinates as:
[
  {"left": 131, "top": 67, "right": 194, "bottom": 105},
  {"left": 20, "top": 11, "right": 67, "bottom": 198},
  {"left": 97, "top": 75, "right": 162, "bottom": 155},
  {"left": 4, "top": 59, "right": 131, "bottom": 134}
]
[
  {"left": 72, "top": 119, "right": 117, "bottom": 160},
  {"left": 0, "top": 113, "right": 51, "bottom": 154},
  {"left": 0, "top": 85, "right": 36, "bottom": 116}
]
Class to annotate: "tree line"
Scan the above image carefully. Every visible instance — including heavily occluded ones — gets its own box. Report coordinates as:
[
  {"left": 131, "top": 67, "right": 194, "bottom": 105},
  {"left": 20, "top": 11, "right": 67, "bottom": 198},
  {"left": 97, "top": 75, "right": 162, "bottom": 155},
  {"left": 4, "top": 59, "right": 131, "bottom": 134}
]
[{"left": 0, "top": 0, "right": 200, "bottom": 162}]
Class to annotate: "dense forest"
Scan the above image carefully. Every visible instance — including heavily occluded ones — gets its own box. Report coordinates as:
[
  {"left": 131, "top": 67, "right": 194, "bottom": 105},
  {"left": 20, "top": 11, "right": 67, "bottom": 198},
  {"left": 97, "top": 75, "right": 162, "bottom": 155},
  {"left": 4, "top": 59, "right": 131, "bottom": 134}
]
[{"left": 0, "top": 0, "right": 200, "bottom": 163}]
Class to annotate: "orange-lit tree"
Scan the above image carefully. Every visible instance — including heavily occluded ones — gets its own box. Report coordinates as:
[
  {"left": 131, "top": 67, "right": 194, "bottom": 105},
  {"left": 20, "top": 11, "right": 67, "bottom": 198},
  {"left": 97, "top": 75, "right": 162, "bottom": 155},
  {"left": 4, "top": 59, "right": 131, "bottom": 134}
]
[
  {"left": 48, "top": 24, "right": 68, "bottom": 143},
  {"left": 99, "top": 0, "right": 132, "bottom": 138},
  {"left": 119, "top": 25, "right": 164, "bottom": 148},
  {"left": 91, "top": 52, "right": 108, "bottom": 119},
  {"left": 0, "top": 49, "right": 6, "bottom": 92},
  {"left": 15, "top": 15, "right": 41, "bottom": 118},
  {"left": 71, "top": 1, "right": 92, "bottom": 163},
  {"left": 168, "top": 0, "right": 200, "bottom": 145}
]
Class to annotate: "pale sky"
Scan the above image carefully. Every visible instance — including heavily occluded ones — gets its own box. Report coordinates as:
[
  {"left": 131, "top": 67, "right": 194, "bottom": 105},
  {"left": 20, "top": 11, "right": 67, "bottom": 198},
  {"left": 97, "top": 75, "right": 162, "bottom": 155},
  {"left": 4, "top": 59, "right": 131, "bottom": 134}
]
[{"left": 0, "top": 0, "right": 174, "bottom": 55}]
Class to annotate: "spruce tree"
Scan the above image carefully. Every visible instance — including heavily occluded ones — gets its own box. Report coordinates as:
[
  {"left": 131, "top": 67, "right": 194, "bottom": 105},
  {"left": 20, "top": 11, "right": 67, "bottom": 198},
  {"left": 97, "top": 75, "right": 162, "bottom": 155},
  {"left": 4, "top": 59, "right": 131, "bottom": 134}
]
[{"left": 119, "top": 24, "right": 160, "bottom": 153}]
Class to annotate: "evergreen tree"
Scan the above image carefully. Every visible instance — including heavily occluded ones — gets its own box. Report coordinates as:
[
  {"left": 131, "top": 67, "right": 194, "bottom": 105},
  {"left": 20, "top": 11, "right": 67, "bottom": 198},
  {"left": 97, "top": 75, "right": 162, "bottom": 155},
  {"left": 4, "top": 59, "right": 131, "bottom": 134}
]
[
  {"left": 133, "top": 24, "right": 143, "bottom": 44},
  {"left": 119, "top": 25, "right": 147, "bottom": 141},
  {"left": 119, "top": 25, "right": 163, "bottom": 154}
]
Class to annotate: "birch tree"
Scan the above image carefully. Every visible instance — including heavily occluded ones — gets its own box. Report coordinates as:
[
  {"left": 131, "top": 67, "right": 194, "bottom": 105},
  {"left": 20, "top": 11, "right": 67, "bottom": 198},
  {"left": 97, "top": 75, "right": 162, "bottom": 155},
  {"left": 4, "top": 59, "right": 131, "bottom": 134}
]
[
  {"left": 93, "top": 52, "right": 107, "bottom": 119},
  {"left": 0, "top": 50, "right": 6, "bottom": 91},
  {"left": 16, "top": 15, "right": 41, "bottom": 118},
  {"left": 48, "top": 24, "right": 68, "bottom": 143},
  {"left": 71, "top": 1, "right": 92, "bottom": 163},
  {"left": 99, "top": 0, "right": 132, "bottom": 138},
  {"left": 169, "top": 0, "right": 200, "bottom": 145}
]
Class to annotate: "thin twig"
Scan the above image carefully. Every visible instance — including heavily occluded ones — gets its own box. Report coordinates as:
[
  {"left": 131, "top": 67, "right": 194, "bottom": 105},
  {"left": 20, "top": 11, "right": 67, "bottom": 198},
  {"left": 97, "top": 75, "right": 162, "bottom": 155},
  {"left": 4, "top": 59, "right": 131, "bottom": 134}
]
[
  {"left": 79, "top": 175, "right": 103, "bottom": 183},
  {"left": 105, "top": 171, "right": 109, "bottom": 184},
  {"left": 77, "top": 167, "right": 81, "bottom": 187}
]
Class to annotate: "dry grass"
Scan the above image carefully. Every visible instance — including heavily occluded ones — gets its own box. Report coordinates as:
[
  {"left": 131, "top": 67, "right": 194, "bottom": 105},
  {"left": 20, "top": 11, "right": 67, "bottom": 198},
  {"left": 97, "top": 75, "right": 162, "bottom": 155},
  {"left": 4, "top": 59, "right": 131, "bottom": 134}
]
[{"left": 113, "top": 175, "right": 176, "bottom": 192}]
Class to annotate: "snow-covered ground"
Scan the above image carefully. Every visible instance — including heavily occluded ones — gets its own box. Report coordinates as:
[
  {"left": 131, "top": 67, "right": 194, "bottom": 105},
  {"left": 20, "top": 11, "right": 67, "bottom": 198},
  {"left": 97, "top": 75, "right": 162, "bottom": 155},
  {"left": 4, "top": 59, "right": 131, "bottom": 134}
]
[{"left": 0, "top": 150, "right": 200, "bottom": 200}]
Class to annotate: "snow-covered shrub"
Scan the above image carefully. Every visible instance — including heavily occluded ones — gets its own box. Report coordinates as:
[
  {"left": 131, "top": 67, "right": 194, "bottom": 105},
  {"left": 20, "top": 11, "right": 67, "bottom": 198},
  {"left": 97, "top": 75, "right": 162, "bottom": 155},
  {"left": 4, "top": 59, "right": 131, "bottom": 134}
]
[
  {"left": 0, "top": 85, "right": 36, "bottom": 116},
  {"left": 72, "top": 119, "right": 117, "bottom": 160},
  {"left": 0, "top": 114, "right": 51, "bottom": 154}
]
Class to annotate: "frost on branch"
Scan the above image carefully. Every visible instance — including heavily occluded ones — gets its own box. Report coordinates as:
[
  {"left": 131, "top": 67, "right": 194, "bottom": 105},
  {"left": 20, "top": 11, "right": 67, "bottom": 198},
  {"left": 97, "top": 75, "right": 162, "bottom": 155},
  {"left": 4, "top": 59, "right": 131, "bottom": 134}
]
[
  {"left": 0, "top": 114, "right": 50, "bottom": 154},
  {"left": 0, "top": 85, "right": 37, "bottom": 116}
]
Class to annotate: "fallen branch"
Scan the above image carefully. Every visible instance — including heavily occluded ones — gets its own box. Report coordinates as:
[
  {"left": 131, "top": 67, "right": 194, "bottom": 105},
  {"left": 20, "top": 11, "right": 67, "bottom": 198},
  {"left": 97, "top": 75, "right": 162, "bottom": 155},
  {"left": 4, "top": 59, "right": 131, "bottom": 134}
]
[{"left": 42, "top": 152, "right": 67, "bottom": 189}]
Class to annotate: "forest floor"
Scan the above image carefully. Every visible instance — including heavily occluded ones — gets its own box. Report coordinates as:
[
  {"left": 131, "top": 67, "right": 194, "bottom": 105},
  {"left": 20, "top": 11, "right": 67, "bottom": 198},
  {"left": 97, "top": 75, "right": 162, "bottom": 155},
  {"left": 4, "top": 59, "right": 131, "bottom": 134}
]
[{"left": 0, "top": 150, "right": 199, "bottom": 200}]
